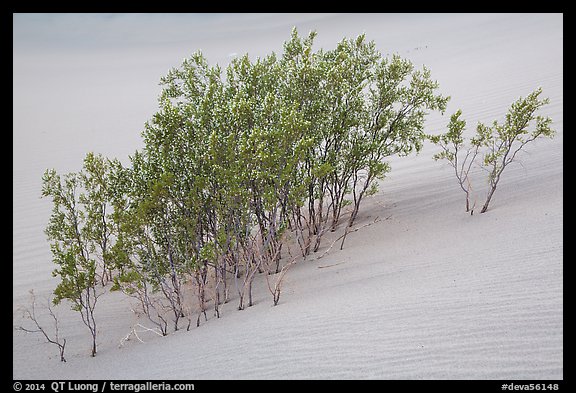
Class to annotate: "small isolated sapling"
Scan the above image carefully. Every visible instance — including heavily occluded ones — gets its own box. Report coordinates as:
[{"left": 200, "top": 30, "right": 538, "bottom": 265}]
[
  {"left": 476, "top": 87, "right": 555, "bottom": 213},
  {"left": 429, "top": 110, "right": 482, "bottom": 213}
]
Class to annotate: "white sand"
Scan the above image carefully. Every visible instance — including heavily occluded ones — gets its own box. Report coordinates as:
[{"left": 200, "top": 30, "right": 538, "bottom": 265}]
[{"left": 13, "top": 13, "right": 562, "bottom": 379}]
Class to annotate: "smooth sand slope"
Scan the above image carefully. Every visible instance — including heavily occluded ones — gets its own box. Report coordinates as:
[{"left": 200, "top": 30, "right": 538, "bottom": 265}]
[{"left": 13, "top": 13, "right": 562, "bottom": 379}]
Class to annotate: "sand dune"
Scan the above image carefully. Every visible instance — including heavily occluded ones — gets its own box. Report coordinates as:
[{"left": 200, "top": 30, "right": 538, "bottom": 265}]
[{"left": 13, "top": 13, "right": 562, "bottom": 379}]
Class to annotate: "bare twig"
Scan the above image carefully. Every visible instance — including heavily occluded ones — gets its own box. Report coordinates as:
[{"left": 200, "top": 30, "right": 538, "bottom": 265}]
[
  {"left": 15, "top": 290, "right": 67, "bottom": 362},
  {"left": 265, "top": 257, "right": 297, "bottom": 306}
]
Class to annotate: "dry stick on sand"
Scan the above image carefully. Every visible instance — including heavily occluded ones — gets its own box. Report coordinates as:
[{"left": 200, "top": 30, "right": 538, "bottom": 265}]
[
  {"left": 317, "top": 261, "right": 346, "bottom": 269},
  {"left": 119, "top": 323, "right": 164, "bottom": 348},
  {"left": 15, "top": 290, "right": 67, "bottom": 362},
  {"left": 318, "top": 215, "right": 387, "bottom": 259}
]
